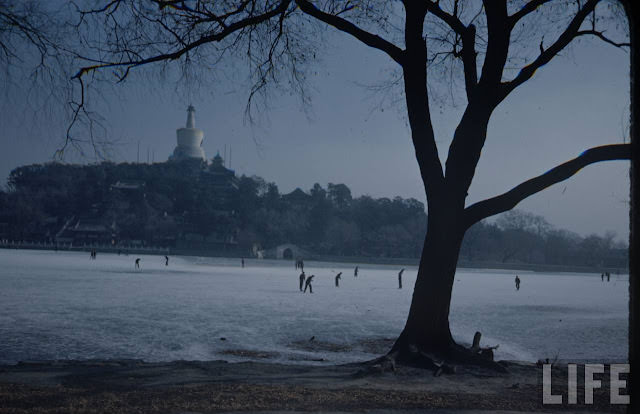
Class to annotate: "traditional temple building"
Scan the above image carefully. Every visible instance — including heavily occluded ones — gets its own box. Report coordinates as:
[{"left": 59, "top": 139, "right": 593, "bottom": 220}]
[
  {"left": 206, "top": 153, "right": 237, "bottom": 187},
  {"left": 200, "top": 152, "right": 239, "bottom": 208},
  {"left": 169, "top": 105, "right": 206, "bottom": 161},
  {"left": 55, "top": 217, "right": 117, "bottom": 246}
]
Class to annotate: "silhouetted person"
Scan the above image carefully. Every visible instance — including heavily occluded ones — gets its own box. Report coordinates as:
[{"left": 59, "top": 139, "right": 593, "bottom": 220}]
[
  {"left": 607, "top": 272, "right": 610, "bottom": 282},
  {"left": 601, "top": 273, "right": 604, "bottom": 281},
  {"left": 299, "top": 271, "right": 306, "bottom": 292},
  {"left": 398, "top": 268, "right": 405, "bottom": 289},
  {"left": 515, "top": 275, "right": 520, "bottom": 290},
  {"left": 300, "top": 259, "right": 304, "bottom": 272},
  {"left": 241, "top": 258, "right": 245, "bottom": 268},
  {"left": 165, "top": 255, "right": 169, "bottom": 266},
  {"left": 304, "top": 275, "right": 314, "bottom": 293},
  {"left": 335, "top": 272, "right": 342, "bottom": 287},
  {"left": 354, "top": 266, "right": 358, "bottom": 277},
  {"left": 135, "top": 258, "right": 141, "bottom": 269}
]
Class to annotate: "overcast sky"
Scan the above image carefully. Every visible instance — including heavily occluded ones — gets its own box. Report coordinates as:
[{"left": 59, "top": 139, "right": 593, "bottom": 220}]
[{"left": 0, "top": 25, "right": 630, "bottom": 242}]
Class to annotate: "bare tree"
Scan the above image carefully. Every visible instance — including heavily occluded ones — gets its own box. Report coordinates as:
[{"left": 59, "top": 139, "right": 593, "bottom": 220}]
[
  {"left": 0, "top": 0, "right": 116, "bottom": 159},
  {"left": 70, "top": 0, "right": 631, "bottom": 369}
]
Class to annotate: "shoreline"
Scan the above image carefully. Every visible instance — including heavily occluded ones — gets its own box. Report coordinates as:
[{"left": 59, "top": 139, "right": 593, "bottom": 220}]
[
  {"left": 0, "top": 244, "right": 627, "bottom": 275},
  {"left": 0, "top": 359, "right": 625, "bottom": 413}
]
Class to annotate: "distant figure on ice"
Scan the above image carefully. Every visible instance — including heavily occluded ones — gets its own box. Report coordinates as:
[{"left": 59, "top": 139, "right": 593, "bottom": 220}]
[
  {"left": 241, "top": 258, "right": 245, "bottom": 268},
  {"left": 607, "top": 272, "right": 611, "bottom": 282},
  {"left": 601, "top": 272, "right": 604, "bottom": 281},
  {"left": 515, "top": 275, "right": 520, "bottom": 290},
  {"left": 304, "top": 275, "right": 315, "bottom": 293},
  {"left": 398, "top": 268, "right": 405, "bottom": 289},
  {"left": 135, "top": 258, "right": 141, "bottom": 269},
  {"left": 300, "top": 259, "right": 304, "bottom": 272},
  {"left": 165, "top": 255, "right": 169, "bottom": 266},
  {"left": 335, "top": 272, "right": 342, "bottom": 287},
  {"left": 354, "top": 266, "right": 358, "bottom": 277},
  {"left": 299, "top": 271, "right": 306, "bottom": 292}
]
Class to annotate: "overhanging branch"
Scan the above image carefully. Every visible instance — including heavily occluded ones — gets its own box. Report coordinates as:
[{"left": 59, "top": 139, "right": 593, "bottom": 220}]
[
  {"left": 463, "top": 143, "right": 631, "bottom": 229},
  {"left": 72, "top": 0, "right": 292, "bottom": 80},
  {"left": 294, "top": 0, "right": 404, "bottom": 65}
]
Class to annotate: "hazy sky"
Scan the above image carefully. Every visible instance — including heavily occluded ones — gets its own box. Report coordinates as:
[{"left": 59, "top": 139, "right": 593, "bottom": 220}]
[{"left": 0, "top": 24, "right": 630, "bottom": 242}]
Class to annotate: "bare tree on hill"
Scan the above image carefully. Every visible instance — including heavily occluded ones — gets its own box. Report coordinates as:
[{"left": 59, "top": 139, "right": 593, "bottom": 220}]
[{"left": 66, "top": 0, "right": 631, "bottom": 369}]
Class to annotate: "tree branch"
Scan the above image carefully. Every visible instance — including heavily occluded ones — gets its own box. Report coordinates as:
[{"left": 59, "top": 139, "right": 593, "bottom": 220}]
[
  {"left": 508, "top": 0, "right": 553, "bottom": 27},
  {"left": 461, "top": 24, "right": 478, "bottom": 101},
  {"left": 425, "top": 0, "right": 466, "bottom": 35},
  {"left": 499, "top": 0, "right": 599, "bottom": 99},
  {"left": 576, "top": 30, "right": 631, "bottom": 48},
  {"left": 293, "top": 0, "right": 404, "bottom": 65},
  {"left": 463, "top": 143, "right": 631, "bottom": 229},
  {"left": 402, "top": 1, "right": 445, "bottom": 197},
  {"left": 478, "top": 0, "right": 509, "bottom": 88},
  {"left": 424, "top": 1, "right": 479, "bottom": 100},
  {"left": 73, "top": 0, "right": 292, "bottom": 80}
]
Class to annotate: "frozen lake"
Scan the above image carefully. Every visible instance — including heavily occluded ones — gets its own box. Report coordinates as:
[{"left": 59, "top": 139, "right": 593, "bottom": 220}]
[{"left": 0, "top": 249, "right": 628, "bottom": 365}]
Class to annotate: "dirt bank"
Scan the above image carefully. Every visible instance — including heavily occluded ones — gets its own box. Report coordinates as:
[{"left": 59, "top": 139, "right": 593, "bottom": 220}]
[{"left": 0, "top": 359, "right": 627, "bottom": 413}]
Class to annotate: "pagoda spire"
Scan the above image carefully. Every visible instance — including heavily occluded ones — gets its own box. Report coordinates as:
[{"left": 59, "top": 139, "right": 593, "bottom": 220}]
[{"left": 186, "top": 105, "right": 196, "bottom": 128}]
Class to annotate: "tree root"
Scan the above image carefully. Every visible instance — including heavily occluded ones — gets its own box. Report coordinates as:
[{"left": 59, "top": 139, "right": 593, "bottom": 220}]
[
  {"left": 354, "top": 351, "right": 398, "bottom": 377},
  {"left": 358, "top": 331, "right": 508, "bottom": 376},
  {"left": 447, "top": 342, "right": 508, "bottom": 374}
]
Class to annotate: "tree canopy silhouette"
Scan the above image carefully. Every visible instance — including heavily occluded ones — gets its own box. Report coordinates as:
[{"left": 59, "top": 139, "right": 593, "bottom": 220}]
[{"left": 68, "top": 0, "right": 631, "bottom": 369}]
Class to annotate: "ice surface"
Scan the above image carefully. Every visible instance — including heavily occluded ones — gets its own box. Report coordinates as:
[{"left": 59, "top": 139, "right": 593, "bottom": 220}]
[{"left": 0, "top": 249, "right": 628, "bottom": 365}]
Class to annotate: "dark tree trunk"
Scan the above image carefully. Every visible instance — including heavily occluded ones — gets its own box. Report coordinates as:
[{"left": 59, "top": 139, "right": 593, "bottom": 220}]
[
  {"left": 391, "top": 199, "right": 466, "bottom": 357},
  {"left": 388, "top": 1, "right": 495, "bottom": 366}
]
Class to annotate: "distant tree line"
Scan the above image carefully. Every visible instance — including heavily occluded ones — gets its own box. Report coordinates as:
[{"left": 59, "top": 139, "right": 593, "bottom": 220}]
[
  {"left": 460, "top": 210, "right": 627, "bottom": 269},
  {"left": 0, "top": 161, "right": 627, "bottom": 268}
]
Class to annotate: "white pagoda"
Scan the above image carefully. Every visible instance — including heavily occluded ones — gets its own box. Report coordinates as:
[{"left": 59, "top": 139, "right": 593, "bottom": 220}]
[{"left": 169, "top": 105, "right": 206, "bottom": 161}]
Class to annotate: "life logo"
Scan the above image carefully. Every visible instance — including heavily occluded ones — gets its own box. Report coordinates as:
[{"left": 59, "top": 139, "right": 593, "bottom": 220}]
[{"left": 542, "top": 363, "right": 629, "bottom": 405}]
